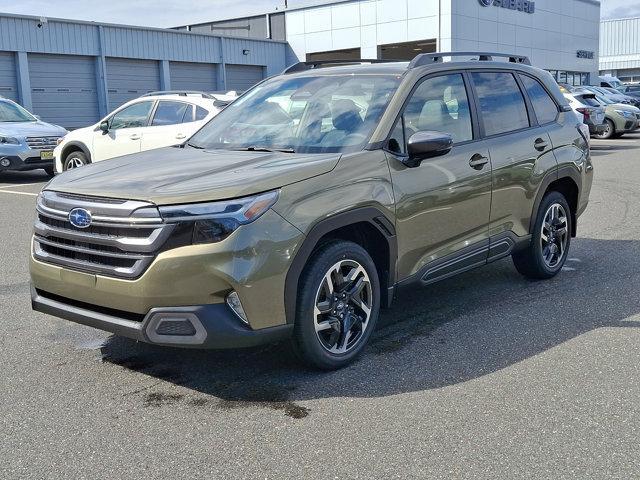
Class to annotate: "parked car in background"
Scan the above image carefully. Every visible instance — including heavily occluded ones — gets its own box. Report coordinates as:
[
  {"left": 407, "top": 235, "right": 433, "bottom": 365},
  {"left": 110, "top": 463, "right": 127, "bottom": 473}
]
[
  {"left": 619, "top": 84, "right": 640, "bottom": 99},
  {"left": 582, "top": 86, "right": 636, "bottom": 107},
  {"left": 600, "top": 86, "right": 640, "bottom": 108},
  {"left": 571, "top": 90, "right": 639, "bottom": 139},
  {"left": 563, "top": 92, "right": 606, "bottom": 136},
  {"left": 599, "top": 75, "right": 624, "bottom": 89},
  {"left": 0, "top": 97, "right": 67, "bottom": 177},
  {"left": 53, "top": 91, "right": 237, "bottom": 172}
]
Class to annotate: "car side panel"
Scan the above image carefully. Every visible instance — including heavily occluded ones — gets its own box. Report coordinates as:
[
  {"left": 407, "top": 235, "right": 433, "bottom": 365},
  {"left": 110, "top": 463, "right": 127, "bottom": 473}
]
[{"left": 484, "top": 126, "right": 558, "bottom": 238}]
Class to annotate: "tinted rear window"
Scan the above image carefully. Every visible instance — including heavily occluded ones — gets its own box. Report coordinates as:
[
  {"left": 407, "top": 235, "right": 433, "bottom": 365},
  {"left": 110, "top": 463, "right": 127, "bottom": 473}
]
[
  {"left": 576, "top": 95, "right": 601, "bottom": 107},
  {"left": 520, "top": 75, "right": 558, "bottom": 124},
  {"left": 471, "top": 72, "right": 529, "bottom": 136}
]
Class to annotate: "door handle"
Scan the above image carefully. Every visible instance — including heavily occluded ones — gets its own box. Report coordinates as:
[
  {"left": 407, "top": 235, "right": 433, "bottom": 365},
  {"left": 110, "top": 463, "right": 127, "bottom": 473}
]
[
  {"left": 469, "top": 153, "right": 489, "bottom": 170},
  {"left": 129, "top": 134, "right": 140, "bottom": 140},
  {"left": 175, "top": 133, "right": 186, "bottom": 140},
  {"left": 534, "top": 138, "right": 548, "bottom": 151}
]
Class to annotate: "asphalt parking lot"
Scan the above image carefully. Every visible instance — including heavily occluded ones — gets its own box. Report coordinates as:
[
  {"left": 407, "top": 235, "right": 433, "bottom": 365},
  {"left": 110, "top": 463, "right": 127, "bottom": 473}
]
[{"left": 2, "top": 133, "right": 640, "bottom": 479}]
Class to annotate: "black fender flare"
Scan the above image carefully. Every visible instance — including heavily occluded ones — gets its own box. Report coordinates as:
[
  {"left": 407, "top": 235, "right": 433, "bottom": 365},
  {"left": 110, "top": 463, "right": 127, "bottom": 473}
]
[
  {"left": 61, "top": 141, "right": 92, "bottom": 164},
  {"left": 284, "top": 206, "right": 398, "bottom": 324},
  {"left": 528, "top": 164, "right": 581, "bottom": 235}
]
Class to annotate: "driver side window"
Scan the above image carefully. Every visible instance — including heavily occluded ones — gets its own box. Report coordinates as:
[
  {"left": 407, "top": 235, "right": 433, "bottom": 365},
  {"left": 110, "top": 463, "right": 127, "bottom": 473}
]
[
  {"left": 393, "top": 73, "right": 473, "bottom": 150},
  {"left": 109, "top": 101, "right": 154, "bottom": 130}
]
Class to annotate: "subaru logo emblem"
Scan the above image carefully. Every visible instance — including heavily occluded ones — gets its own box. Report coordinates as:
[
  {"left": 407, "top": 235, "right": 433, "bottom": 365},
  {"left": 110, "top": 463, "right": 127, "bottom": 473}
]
[
  {"left": 68, "top": 208, "right": 92, "bottom": 229},
  {"left": 479, "top": 0, "right": 493, "bottom": 5}
]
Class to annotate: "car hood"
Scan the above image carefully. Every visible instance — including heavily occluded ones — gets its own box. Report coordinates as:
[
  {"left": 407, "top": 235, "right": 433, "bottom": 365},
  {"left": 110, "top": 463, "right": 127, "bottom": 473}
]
[
  {"left": 607, "top": 103, "right": 640, "bottom": 114},
  {"left": 0, "top": 120, "right": 67, "bottom": 138},
  {"left": 45, "top": 146, "right": 341, "bottom": 205}
]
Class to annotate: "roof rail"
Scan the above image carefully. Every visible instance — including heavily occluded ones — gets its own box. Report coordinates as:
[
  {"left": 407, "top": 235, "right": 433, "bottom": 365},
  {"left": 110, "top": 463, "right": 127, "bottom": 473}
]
[
  {"left": 142, "top": 90, "right": 215, "bottom": 99},
  {"left": 409, "top": 52, "right": 531, "bottom": 68},
  {"left": 283, "top": 59, "right": 400, "bottom": 74}
]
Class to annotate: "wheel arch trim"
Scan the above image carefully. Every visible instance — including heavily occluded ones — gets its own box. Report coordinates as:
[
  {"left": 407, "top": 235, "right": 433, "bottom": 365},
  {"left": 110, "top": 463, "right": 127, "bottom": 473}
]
[
  {"left": 61, "top": 141, "right": 92, "bottom": 163},
  {"left": 529, "top": 165, "right": 581, "bottom": 236},
  {"left": 284, "top": 206, "right": 397, "bottom": 324}
]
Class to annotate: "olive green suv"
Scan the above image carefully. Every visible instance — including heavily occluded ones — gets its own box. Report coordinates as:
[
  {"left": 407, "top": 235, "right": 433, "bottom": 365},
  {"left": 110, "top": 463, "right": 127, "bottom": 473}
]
[{"left": 30, "top": 52, "right": 593, "bottom": 369}]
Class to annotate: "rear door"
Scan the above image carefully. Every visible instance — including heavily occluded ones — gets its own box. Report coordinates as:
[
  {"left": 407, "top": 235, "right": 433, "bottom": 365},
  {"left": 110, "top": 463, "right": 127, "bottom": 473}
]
[
  {"left": 140, "top": 100, "right": 196, "bottom": 151},
  {"left": 469, "top": 71, "right": 558, "bottom": 243}
]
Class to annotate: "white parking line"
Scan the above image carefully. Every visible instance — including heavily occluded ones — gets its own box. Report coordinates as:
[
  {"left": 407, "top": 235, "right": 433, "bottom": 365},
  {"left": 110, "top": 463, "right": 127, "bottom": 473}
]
[
  {"left": 0, "top": 183, "right": 38, "bottom": 189},
  {"left": 0, "top": 190, "right": 37, "bottom": 197}
]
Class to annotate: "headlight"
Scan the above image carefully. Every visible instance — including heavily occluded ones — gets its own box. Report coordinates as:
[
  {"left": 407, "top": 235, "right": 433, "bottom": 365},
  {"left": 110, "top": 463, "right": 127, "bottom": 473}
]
[
  {"left": 0, "top": 136, "right": 20, "bottom": 145},
  {"left": 614, "top": 110, "right": 630, "bottom": 117},
  {"left": 159, "top": 190, "right": 279, "bottom": 244}
]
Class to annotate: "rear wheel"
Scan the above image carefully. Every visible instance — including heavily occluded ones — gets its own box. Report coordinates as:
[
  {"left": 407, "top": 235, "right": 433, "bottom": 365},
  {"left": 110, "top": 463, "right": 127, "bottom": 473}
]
[
  {"left": 292, "top": 240, "right": 380, "bottom": 370},
  {"left": 512, "top": 191, "right": 571, "bottom": 280},
  {"left": 594, "top": 119, "right": 615, "bottom": 140},
  {"left": 63, "top": 151, "right": 88, "bottom": 171}
]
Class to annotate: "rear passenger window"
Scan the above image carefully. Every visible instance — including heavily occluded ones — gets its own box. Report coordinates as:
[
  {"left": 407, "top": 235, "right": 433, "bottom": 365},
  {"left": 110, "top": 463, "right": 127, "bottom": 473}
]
[
  {"left": 520, "top": 75, "right": 559, "bottom": 124},
  {"left": 471, "top": 72, "right": 529, "bottom": 136},
  {"left": 152, "top": 101, "right": 190, "bottom": 126},
  {"left": 195, "top": 106, "right": 209, "bottom": 121}
]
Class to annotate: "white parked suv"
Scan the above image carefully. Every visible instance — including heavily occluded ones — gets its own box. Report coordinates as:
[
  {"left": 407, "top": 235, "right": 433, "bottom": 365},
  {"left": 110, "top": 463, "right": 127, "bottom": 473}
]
[{"left": 53, "top": 91, "right": 237, "bottom": 172}]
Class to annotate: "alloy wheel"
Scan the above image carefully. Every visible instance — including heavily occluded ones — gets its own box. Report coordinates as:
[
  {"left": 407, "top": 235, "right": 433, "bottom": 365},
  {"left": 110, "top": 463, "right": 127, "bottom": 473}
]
[
  {"left": 540, "top": 203, "right": 568, "bottom": 268},
  {"left": 65, "top": 157, "right": 84, "bottom": 170},
  {"left": 314, "top": 259, "right": 373, "bottom": 354}
]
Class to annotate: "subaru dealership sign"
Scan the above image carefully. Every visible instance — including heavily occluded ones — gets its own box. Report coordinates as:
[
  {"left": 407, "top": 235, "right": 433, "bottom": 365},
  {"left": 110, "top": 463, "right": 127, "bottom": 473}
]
[{"left": 479, "top": 0, "right": 535, "bottom": 14}]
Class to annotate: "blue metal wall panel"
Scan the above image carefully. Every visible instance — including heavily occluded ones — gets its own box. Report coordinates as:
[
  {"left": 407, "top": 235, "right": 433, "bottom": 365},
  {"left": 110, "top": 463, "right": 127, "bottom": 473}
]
[
  {"left": 169, "top": 61, "right": 218, "bottom": 92},
  {"left": 0, "top": 52, "right": 17, "bottom": 101},
  {"left": 28, "top": 53, "right": 99, "bottom": 129},
  {"left": 106, "top": 57, "right": 160, "bottom": 111},
  {"left": 600, "top": 18, "right": 640, "bottom": 70},
  {"left": 225, "top": 64, "right": 265, "bottom": 91}
]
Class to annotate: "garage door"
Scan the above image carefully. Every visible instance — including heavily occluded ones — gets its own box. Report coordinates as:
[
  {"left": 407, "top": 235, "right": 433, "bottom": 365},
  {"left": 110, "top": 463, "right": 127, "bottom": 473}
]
[
  {"left": 170, "top": 62, "right": 218, "bottom": 92},
  {"left": 226, "top": 65, "right": 264, "bottom": 92},
  {"left": 106, "top": 58, "right": 160, "bottom": 111},
  {"left": 0, "top": 52, "right": 18, "bottom": 102},
  {"left": 29, "top": 54, "right": 99, "bottom": 129}
]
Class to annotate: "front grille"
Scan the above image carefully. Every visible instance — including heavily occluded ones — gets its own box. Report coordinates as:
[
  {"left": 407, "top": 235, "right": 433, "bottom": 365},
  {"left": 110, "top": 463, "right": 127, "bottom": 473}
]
[
  {"left": 33, "top": 191, "right": 174, "bottom": 279},
  {"left": 26, "top": 136, "right": 61, "bottom": 150}
]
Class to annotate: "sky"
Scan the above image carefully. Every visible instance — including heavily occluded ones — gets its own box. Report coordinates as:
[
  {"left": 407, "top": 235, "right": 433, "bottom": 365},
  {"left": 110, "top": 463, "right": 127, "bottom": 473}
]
[{"left": 0, "top": 0, "right": 636, "bottom": 28}]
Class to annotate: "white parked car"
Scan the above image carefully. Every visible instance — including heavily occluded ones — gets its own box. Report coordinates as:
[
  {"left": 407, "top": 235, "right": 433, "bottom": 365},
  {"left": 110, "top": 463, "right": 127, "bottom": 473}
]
[{"left": 53, "top": 91, "right": 237, "bottom": 172}]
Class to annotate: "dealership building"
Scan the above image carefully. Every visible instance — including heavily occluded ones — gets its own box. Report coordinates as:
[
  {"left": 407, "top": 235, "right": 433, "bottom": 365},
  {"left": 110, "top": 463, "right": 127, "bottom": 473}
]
[
  {"left": 0, "top": 1, "right": 602, "bottom": 129},
  {"left": 179, "top": 0, "right": 601, "bottom": 86},
  {"left": 600, "top": 17, "right": 640, "bottom": 84}
]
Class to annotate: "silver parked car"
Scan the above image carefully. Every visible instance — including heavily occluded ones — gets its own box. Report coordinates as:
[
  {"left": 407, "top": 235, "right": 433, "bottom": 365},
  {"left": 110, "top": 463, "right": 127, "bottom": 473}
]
[{"left": 0, "top": 97, "right": 67, "bottom": 176}]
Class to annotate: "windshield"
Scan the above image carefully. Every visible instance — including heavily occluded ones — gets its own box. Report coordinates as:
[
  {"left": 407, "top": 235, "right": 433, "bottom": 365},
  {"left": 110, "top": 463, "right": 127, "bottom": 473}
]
[
  {"left": 0, "top": 100, "right": 36, "bottom": 123},
  {"left": 595, "top": 95, "right": 613, "bottom": 105},
  {"left": 188, "top": 74, "right": 402, "bottom": 153}
]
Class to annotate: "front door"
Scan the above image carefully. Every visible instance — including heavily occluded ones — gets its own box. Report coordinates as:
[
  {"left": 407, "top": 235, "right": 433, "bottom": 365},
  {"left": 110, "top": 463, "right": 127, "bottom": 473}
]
[
  {"left": 387, "top": 73, "right": 492, "bottom": 283},
  {"left": 92, "top": 100, "right": 154, "bottom": 161}
]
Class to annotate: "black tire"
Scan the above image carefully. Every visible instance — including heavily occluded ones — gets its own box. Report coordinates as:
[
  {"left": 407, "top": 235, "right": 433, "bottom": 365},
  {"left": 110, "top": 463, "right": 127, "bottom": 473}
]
[
  {"left": 43, "top": 166, "right": 55, "bottom": 177},
  {"left": 594, "top": 119, "right": 615, "bottom": 140},
  {"left": 512, "top": 191, "right": 572, "bottom": 280},
  {"left": 613, "top": 132, "right": 624, "bottom": 139},
  {"left": 292, "top": 240, "right": 380, "bottom": 370},
  {"left": 63, "top": 150, "right": 89, "bottom": 171}
]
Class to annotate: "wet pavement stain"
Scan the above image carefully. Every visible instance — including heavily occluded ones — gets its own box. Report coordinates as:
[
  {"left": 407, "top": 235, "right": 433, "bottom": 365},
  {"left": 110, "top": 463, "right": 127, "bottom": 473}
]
[{"left": 144, "top": 392, "right": 185, "bottom": 407}]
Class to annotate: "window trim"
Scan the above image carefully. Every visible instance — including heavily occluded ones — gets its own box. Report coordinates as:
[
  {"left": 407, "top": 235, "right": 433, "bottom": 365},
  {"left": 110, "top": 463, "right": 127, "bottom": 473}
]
[
  {"left": 149, "top": 99, "right": 194, "bottom": 127},
  {"left": 382, "top": 69, "right": 480, "bottom": 157},
  {"left": 108, "top": 99, "right": 157, "bottom": 130},
  {"left": 468, "top": 69, "right": 535, "bottom": 141},
  {"left": 517, "top": 73, "right": 561, "bottom": 127}
]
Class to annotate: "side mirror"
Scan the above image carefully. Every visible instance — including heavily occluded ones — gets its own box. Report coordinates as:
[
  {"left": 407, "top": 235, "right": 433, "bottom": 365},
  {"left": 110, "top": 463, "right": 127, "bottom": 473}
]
[
  {"left": 403, "top": 131, "right": 453, "bottom": 168},
  {"left": 99, "top": 120, "right": 110, "bottom": 134}
]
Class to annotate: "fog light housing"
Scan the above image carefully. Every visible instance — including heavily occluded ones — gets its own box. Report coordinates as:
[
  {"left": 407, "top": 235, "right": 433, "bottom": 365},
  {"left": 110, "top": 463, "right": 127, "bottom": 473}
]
[
  {"left": 0, "top": 157, "right": 10, "bottom": 167},
  {"left": 226, "top": 291, "right": 248, "bottom": 324}
]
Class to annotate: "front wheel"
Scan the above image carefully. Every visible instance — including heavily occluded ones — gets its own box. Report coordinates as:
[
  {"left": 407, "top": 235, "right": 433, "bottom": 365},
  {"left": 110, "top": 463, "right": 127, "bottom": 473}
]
[
  {"left": 593, "top": 119, "right": 615, "bottom": 140},
  {"left": 292, "top": 240, "right": 380, "bottom": 370},
  {"left": 63, "top": 151, "right": 88, "bottom": 171},
  {"left": 512, "top": 191, "right": 571, "bottom": 279}
]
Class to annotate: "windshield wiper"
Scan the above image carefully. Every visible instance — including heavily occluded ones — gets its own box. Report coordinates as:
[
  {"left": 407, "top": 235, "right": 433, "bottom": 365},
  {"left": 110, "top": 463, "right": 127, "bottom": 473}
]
[
  {"left": 186, "top": 142, "right": 205, "bottom": 149},
  {"left": 234, "top": 146, "right": 296, "bottom": 153}
]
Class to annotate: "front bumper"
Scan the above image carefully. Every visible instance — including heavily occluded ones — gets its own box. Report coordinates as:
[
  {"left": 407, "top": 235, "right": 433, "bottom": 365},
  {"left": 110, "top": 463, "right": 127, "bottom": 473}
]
[
  {"left": 0, "top": 152, "right": 53, "bottom": 171},
  {"left": 31, "top": 286, "right": 293, "bottom": 348}
]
